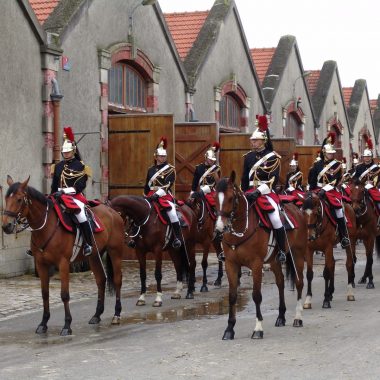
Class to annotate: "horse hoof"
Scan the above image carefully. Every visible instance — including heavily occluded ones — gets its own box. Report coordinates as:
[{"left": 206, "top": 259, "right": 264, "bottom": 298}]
[
  {"left": 322, "top": 301, "right": 331, "bottom": 309},
  {"left": 293, "top": 319, "right": 303, "bottom": 327},
  {"left": 213, "top": 279, "right": 222, "bottom": 287},
  {"left": 136, "top": 299, "right": 146, "bottom": 306},
  {"left": 185, "top": 292, "right": 194, "bottom": 300},
  {"left": 251, "top": 330, "right": 264, "bottom": 339},
  {"left": 222, "top": 330, "right": 235, "bottom": 340},
  {"left": 275, "top": 317, "right": 286, "bottom": 327},
  {"left": 366, "top": 282, "right": 375, "bottom": 289},
  {"left": 60, "top": 328, "right": 72, "bottom": 336},
  {"left": 111, "top": 316, "right": 121, "bottom": 325},
  {"left": 303, "top": 303, "right": 312, "bottom": 309},
  {"left": 35, "top": 325, "right": 47, "bottom": 334},
  {"left": 358, "top": 277, "right": 367, "bottom": 285},
  {"left": 171, "top": 293, "right": 181, "bottom": 300},
  {"left": 153, "top": 301, "right": 162, "bottom": 307},
  {"left": 347, "top": 295, "right": 355, "bottom": 301},
  {"left": 200, "top": 285, "right": 208, "bottom": 292},
  {"left": 88, "top": 316, "right": 101, "bottom": 324}
]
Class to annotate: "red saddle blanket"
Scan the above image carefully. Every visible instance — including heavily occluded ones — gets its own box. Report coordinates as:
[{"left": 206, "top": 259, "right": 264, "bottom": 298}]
[
  {"left": 49, "top": 196, "right": 104, "bottom": 233},
  {"left": 253, "top": 203, "right": 298, "bottom": 230},
  {"left": 322, "top": 201, "right": 353, "bottom": 228},
  {"left": 152, "top": 201, "right": 190, "bottom": 226}
]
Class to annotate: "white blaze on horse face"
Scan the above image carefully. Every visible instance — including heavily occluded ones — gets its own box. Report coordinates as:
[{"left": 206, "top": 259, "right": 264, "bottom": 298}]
[{"left": 216, "top": 192, "right": 225, "bottom": 232}]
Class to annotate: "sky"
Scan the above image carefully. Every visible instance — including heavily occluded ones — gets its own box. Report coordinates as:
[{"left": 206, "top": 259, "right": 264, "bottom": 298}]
[{"left": 159, "top": 0, "right": 380, "bottom": 99}]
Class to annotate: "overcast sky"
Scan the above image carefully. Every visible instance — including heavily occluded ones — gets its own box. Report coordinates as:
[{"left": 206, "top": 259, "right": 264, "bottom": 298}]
[{"left": 159, "top": 0, "right": 380, "bottom": 99}]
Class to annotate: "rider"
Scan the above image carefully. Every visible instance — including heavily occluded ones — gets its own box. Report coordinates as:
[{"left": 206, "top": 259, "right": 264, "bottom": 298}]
[
  {"left": 308, "top": 132, "right": 350, "bottom": 248},
  {"left": 144, "top": 137, "right": 182, "bottom": 249},
  {"left": 285, "top": 152, "right": 304, "bottom": 198},
  {"left": 51, "top": 127, "right": 93, "bottom": 256},
  {"left": 241, "top": 114, "right": 287, "bottom": 263},
  {"left": 340, "top": 157, "right": 352, "bottom": 198}
]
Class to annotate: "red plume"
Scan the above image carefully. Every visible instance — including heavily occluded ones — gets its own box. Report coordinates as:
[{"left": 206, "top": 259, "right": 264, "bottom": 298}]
[
  {"left": 364, "top": 134, "right": 373, "bottom": 150},
  {"left": 64, "top": 126, "right": 75, "bottom": 142},
  {"left": 293, "top": 152, "right": 298, "bottom": 160},
  {"left": 258, "top": 115, "right": 268, "bottom": 131},
  {"left": 159, "top": 136, "right": 167, "bottom": 149},
  {"left": 212, "top": 142, "right": 220, "bottom": 152},
  {"left": 327, "top": 132, "right": 336, "bottom": 145}
]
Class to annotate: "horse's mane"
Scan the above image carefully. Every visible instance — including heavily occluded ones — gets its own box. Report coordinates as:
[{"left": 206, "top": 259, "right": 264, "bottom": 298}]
[
  {"left": 302, "top": 192, "right": 315, "bottom": 210},
  {"left": 351, "top": 178, "right": 362, "bottom": 186},
  {"left": 216, "top": 178, "right": 229, "bottom": 192},
  {"left": 6, "top": 182, "right": 49, "bottom": 205}
]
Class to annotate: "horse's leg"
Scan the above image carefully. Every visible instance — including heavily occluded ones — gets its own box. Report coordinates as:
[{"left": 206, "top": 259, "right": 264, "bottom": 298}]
[
  {"left": 345, "top": 241, "right": 356, "bottom": 301},
  {"left": 35, "top": 262, "right": 51, "bottom": 334},
  {"left": 251, "top": 260, "right": 265, "bottom": 339},
  {"left": 170, "top": 248, "right": 184, "bottom": 300},
  {"left": 59, "top": 259, "right": 72, "bottom": 336},
  {"left": 270, "top": 257, "right": 286, "bottom": 327},
  {"left": 213, "top": 238, "right": 224, "bottom": 287},
  {"left": 292, "top": 248, "right": 305, "bottom": 327},
  {"left": 106, "top": 248, "right": 123, "bottom": 325},
  {"left": 186, "top": 243, "right": 197, "bottom": 299},
  {"left": 153, "top": 250, "right": 163, "bottom": 307},
  {"left": 303, "top": 247, "right": 314, "bottom": 309},
  {"left": 359, "top": 237, "right": 375, "bottom": 289},
  {"left": 222, "top": 259, "right": 240, "bottom": 340},
  {"left": 200, "top": 246, "right": 209, "bottom": 292},
  {"left": 136, "top": 250, "right": 147, "bottom": 306},
  {"left": 322, "top": 246, "right": 334, "bottom": 308}
]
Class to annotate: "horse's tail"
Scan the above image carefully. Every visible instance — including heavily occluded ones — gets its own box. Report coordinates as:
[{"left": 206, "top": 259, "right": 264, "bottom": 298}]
[
  {"left": 105, "top": 252, "right": 115, "bottom": 296},
  {"left": 376, "top": 235, "right": 380, "bottom": 259}
]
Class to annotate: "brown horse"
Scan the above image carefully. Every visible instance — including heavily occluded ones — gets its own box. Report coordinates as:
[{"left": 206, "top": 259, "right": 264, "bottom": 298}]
[
  {"left": 187, "top": 196, "right": 224, "bottom": 291},
  {"left": 2, "top": 176, "right": 125, "bottom": 336},
  {"left": 110, "top": 195, "right": 197, "bottom": 304},
  {"left": 302, "top": 191, "right": 356, "bottom": 309},
  {"left": 215, "top": 172, "right": 306, "bottom": 340},
  {"left": 349, "top": 180, "right": 380, "bottom": 288}
]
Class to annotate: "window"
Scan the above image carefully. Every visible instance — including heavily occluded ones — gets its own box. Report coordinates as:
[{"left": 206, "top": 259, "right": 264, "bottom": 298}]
[
  {"left": 219, "top": 94, "right": 241, "bottom": 131},
  {"left": 109, "top": 63, "right": 147, "bottom": 112}
]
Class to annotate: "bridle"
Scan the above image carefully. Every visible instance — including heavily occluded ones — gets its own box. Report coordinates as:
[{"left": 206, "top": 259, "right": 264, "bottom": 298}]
[
  {"left": 304, "top": 193, "right": 325, "bottom": 241},
  {"left": 125, "top": 199, "right": 152, "bottom": 239},
  {"left": 350, "top": 185, "right": 367, "bottom": 217}
]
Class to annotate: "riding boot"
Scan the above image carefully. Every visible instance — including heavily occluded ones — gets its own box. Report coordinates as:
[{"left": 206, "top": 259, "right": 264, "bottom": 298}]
[
  {"left": 336, "top": 217, "right": 350, "bottom": 248},
  {"left": 79, "top": 221, "right": 93, "bottom": 256},
  {"left": 171, "top": 221, "right": 182, "bottom": 248},
  {"left": 273, "top": 227, "right": 287, "bottom": 263},
  {"left": 214, "top": 231, "right": 225, "bottom": 261}
]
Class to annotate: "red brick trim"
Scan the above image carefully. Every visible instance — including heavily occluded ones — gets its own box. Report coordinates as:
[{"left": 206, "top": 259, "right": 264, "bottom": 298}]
[{"left": 220, "top": 80, "right": 248, "bottom": 107}]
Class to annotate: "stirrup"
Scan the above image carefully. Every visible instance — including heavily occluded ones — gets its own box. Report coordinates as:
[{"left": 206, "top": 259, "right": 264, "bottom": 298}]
[
  {"left": 127, "top": 239, "right": 136, "bottom": 248},
  {"left": 217, "top": 251, "right": 225, "bottom": 262},
  {"left": 172, "top": 238, "right": 181, "bottom": 249},
  {"left": 341, "top": 237, "right": 350, "bottom": 249},
  {"left": 276, "top": 251, "right": 286, "bottom": 263},
  {"left": 83, "top": 244, "right": 92, "bottom": 257},
  {"left": 25, "top": 249, "right": 33, "bottom": 257}
]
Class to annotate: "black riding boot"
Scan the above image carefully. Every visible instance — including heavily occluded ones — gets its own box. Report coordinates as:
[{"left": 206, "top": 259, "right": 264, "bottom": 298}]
[
  {"left": 171, "top": 221, "right": 182, "bottom": 248},
  {"left": 336, "top": 217, "right": 350, "bottom": 248},
  {"left": 273, "top": 227, "right": 287, "bottom": 263},
  {"left": 80, "top": 221, "right": 93, "bottom": 256}
]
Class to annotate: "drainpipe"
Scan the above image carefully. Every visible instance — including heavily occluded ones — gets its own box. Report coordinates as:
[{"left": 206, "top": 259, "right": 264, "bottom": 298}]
[{"left": 50, "top": 78, "right": 63, "bottom": 163}]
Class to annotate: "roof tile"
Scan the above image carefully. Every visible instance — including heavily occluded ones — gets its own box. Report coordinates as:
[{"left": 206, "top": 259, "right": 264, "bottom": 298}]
[
  {"left": 342, "top": 87, "right": 353, "bottom": 107},
  {"left": 29, "top": 0, "right": 60, "bottom": 24},
  {"left": 250, "top": 48, "right": 276, "bottom": 85},
  {"left": 305, "top": 70, "right": 320, "bottom": 96}
]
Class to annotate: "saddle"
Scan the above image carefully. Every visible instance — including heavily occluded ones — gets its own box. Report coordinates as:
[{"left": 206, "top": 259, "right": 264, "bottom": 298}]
[
  {"left": 151, "top": 201, "right": 189, "bottom": 227},
  {"left": 321, "top": 200, "right": 353, "bottom": 228},
  {"left": 253, "top": 203, "right": 298, "bottom": 231},
  {"left": 49, "top": 196, "right": 104, "bottom": 233}
]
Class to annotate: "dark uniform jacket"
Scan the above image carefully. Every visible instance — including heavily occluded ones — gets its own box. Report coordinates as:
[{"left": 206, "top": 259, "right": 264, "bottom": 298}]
[
  {"left": 191, "top": 163, "right": 221, "bottom": 192},
  {"left": 51, "top": 158, "right": 87, "bottom": 194},
  {"left": 241, "top": 147, "right": 281, "bottom": 193},
  {"left": 285, "top": 169, "right": 303, "bottom": 191},
  {"left": 352, "top": 161, "right": 380, "bottom": 186},
  {"left": 308, "top": 159, "right": 342, "bottom": 190},
  {"left": 144, "top": 162, "right": 176, "bottom": 195}
]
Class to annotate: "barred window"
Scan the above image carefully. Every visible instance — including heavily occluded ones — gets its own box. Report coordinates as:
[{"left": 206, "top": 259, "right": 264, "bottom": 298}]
[
  {"left": 109, "top": 63, "right": 147, "bottom": 112},
  {"left": 220, "top": 94, "right": 241, "bottom": 131}
]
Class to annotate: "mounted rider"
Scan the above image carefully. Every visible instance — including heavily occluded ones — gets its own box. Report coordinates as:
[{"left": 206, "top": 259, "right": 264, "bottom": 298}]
[
  {"left": 241, "top": 114, "right": 287, "bottom": 263},
  {"left": 352, "top": 135, "right": 380, "bottom": 211},
  {"left": 285, "top": 152, "right": 304, "bottom": 199},
  {"left": 51, "top": 127, "right": 93, "bottom": 256},
  {"left": 144, "top": 137, "right": 182, "bottom": 249},
  {"left": 308, "top": 132, "right": 350, "bottom": 248},
  {"left": 340, "top": 157, "right": 352, "bottom": 198}
]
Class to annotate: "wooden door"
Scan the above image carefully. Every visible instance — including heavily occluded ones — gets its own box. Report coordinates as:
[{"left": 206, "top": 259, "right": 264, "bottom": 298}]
[{"left": 108, "top": 114, "right": 174, "bottom": 197}]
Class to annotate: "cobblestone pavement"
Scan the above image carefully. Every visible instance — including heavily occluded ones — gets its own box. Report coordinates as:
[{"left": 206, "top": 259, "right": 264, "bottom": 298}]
[{"left": 0, "top": 245, "right": 370, "bottom": 322}]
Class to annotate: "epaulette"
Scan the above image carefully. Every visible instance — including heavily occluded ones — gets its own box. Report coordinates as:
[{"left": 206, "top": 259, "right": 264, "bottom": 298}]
[
  {"left": 84, "top": 165, "right": 92, "bottom": 177},
  {"left": 50, "top": 163, "right": 56, "bottom": 175},
  {"left": 274, "top": 151, "right": 282, "bottom": 159},
  {"left": 243, "top": 150, "right": 253, "bottom": 158}
]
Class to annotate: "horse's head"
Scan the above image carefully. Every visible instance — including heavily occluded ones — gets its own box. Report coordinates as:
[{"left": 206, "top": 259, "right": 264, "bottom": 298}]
[
  {"left": 2, "top": 175, "right": 30, "bottom": 234},
  {"left": 302, "top": 191, "right": 322, "bottom": 241},
  {"left": 215, "top": 171, "right": 239, "bottom": 233},
  {"left": 349, "top": 179, "right": 366, "bottom": 216}
]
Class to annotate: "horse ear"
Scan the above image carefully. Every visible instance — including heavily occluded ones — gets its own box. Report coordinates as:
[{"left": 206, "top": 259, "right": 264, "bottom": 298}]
[
  {"left": 20, "top": 176, "right": 30, "bottom": 191},
  {"left": 229, "top": 170, "right": 236, "bottom": 184},
  {"left": 6, "top": 175, "right": 14, "bottom": 186}
]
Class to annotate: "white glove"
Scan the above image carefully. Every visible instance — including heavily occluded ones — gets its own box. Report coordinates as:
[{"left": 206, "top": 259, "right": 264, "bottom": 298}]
[
  {"left": 59, "top": 187, "right": 76, "bottom": 195},
  {"left": 257, "top": 183, "right": 270, "bottom": 195},
  {"left": 365, "top": 183, "right": 374, "bottom": 190},
  {"left": 155, "top": 188, "right": 166, "bottom": 197},
  {"left": 322, "top": 184, "right": 334, "bottom": 192},
  {"left": 200, "top": 185, "right": 211, "bottom": 194},
  {"left": 286, "top": 186, "right": 295, "bottom": 192}
]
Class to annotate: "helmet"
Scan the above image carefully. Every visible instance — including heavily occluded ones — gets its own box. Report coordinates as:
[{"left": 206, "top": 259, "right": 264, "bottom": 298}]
[
  {"left": 250, "top": 115, "right": 268, "bottom": 140},
  {"left": 62, "top": 126, "right": 76, "bottom": 153},
  {"left": 290, "top": 152, "right": 298, "bottom": 167},
  {"left": 155, "top": 136, "right": 167, "bottom": 157},
  {"left": 363, "top": 135, "right": 373, "bottom": 157},
  {"left": 322, "top": 132, "right": 336, "bottom": 156},
  {"left": 205, "top": 142, "right": 220, "bottom": 162},
  {"left": 352, "top": 152, "right": 359, "bottom": 165}
]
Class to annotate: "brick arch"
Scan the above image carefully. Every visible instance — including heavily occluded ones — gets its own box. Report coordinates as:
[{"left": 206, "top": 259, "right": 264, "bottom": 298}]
[{"left": 220, "top": 80, "right": 248, "bottom": 108}]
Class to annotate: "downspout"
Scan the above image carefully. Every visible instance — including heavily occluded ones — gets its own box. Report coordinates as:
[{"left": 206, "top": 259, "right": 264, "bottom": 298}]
[{"left": 50, "top": 78, "right": 63, "bottom": 163}]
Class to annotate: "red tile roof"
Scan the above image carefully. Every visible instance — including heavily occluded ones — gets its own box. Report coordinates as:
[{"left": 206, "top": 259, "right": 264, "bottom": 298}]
[
  {"left": 342, "top": 87, "right": 353, "bottom": 107},
  {"left": 250, "top": 48, "right": 276, "bottom": 84},
  {"left": 29, "top": 0, "right": 59, "bottom": 24},
  {"left": 305, "top": 70, "right": 320, "bottom": 96},
  {"left": 370, "top": 99, "right": 377, "bottom": 114},
  {"left": 164, "top": 11, "right": 209, "bottom": 60}
]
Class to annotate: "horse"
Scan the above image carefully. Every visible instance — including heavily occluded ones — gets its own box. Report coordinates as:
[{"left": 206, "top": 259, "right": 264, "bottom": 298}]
[
  {"left": 215, "top": 171, "right": 307, "bottom": 340},
  {"left": 301, "top": 191, "right": 356, "bottom": 309},
  {"left": 349, "top": 180, "right": 380, "bottom": 288},
  {"left": 2, "top": 176, "right": 125, "bottom": 336},
  {"left": 110, "top": 195, "right": 197, "bottom": 304},
  {"left": 186, "top": 196, "right": 224, "bottom": 291}
]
